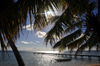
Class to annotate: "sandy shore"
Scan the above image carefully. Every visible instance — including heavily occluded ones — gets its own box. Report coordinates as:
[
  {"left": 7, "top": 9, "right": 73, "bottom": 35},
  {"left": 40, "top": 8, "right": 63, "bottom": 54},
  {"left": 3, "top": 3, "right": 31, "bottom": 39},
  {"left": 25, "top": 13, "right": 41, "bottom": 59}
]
[{"left": 88, "top": 64, "right": 100, "bottom": 66}]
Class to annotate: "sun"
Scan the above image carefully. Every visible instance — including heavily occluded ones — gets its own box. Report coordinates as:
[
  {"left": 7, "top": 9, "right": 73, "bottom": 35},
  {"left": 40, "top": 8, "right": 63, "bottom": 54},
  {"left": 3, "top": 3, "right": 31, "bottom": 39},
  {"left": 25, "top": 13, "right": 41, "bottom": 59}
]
[
  {"left": 47, "top": 11, "right": 52, "bottom": 15},
  {"left": 45, "top": 10, "right": 55, "bottom": 20},
  {"left": 47, "top": 11, "right": 51, "bottom": 15},
  {"left": 46, "top": 11, "right": 54, "bottom": 16}
]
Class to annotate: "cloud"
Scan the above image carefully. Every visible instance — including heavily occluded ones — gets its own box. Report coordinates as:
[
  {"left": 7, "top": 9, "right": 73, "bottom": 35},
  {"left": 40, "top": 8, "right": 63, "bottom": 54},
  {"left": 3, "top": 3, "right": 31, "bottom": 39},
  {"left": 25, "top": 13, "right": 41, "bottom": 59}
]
[
  {"left": 35, "top": 31, "right": 46, "bottom": 38},
  {"left": 21, "top": 41, "right": 29, "bottom": 44},
  {"left": 18, "top": 47, "right": 33, "bottom": 51},
  {"left": 30, "top": 41, "right": 34, "bottom": 44},
  {"left": 23, "top": 24, "right": 34, "bottom": 31},
  {"left": 30, "top": 41, "right": 37, "bottom": 44},
  {"left": 36, "top": 41, "right": 40, "bottom": 43}
]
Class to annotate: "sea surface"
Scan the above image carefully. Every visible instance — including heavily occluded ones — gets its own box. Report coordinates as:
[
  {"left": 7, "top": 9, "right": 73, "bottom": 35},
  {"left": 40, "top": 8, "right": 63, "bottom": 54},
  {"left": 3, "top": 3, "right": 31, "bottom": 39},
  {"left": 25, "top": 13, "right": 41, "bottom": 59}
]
[{"left": 0, "top": 50, "right": 100, "bottom": 66}]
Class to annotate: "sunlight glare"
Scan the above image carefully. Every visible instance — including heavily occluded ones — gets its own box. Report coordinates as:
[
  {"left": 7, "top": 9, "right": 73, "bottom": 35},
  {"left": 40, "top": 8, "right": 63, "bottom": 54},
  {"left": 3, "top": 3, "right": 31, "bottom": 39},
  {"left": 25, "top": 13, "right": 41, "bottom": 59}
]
[
  {"left": 47, "top": 11, "right": 54, "bottom": 16},
  {"left": 36, "top": 51, "right": 59, "bottom": 53}
]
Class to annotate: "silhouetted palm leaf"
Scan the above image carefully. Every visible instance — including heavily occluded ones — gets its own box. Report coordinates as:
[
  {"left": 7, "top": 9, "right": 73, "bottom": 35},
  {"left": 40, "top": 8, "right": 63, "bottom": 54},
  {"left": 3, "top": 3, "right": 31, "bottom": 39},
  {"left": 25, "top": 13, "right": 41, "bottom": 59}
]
[
  {"left": 45, "top": 0, "right": 90, "bottom": 45},
  {"left": 53, "top": 29, "right": 82, "bottom": 51},
  {"left": 44, "top": 0, "right": 99, "bottom": 54},
  {"left": 0, "top": 0, "right": 66, "bottom": 65}
]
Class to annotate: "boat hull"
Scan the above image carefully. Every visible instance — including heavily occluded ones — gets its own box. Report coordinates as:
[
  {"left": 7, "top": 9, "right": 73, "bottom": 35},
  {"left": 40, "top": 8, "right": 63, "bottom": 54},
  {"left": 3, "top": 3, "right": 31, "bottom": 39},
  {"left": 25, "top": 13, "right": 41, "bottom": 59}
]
[{"left": 55, "top": 58, "right": 71, "bottom": 61}]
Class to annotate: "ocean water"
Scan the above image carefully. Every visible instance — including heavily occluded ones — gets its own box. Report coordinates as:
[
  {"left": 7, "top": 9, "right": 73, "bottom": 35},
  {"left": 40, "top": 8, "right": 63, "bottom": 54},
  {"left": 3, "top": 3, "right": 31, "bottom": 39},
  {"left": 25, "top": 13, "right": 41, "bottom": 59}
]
[{"left": 0, "top": 51, "right": 100, "bottom": 66}]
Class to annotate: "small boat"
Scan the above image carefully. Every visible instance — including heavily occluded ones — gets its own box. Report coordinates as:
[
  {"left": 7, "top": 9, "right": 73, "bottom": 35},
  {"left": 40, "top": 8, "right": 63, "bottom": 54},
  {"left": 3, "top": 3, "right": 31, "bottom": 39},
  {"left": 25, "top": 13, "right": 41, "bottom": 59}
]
[{"left": 55, "top": 58, "right": 71, "bottom": 61}]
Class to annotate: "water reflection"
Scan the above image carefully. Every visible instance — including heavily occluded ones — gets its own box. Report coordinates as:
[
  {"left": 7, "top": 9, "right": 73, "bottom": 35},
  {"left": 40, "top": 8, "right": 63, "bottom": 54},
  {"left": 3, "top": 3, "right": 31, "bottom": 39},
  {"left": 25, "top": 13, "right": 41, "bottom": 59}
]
[
  {"left": 37, "top": 54, "right": 57, "bottom": 66},
  {"left": 36, "top": 51, "right": 59, "bottom": 53},
  {"left": 0, "top": 51, "right": 100, "bottom": 66}
]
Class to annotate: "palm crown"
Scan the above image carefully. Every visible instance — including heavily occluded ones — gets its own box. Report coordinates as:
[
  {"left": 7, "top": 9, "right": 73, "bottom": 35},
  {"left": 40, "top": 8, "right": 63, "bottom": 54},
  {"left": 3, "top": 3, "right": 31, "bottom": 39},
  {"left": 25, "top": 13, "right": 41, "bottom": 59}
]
[
  {"left": 44, "top": 0, "right": 100, "bottom": 54},
  {"left": 0, "top": 0, "right": 66, "bottom": 66}
]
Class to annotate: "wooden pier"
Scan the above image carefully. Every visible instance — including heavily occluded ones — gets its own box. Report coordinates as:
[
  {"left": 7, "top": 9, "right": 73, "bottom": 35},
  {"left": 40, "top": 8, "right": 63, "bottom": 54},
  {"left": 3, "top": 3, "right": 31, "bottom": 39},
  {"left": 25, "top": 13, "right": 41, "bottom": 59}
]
[{"left": 33, "top": 52, "right": 100, "bottom": 61}]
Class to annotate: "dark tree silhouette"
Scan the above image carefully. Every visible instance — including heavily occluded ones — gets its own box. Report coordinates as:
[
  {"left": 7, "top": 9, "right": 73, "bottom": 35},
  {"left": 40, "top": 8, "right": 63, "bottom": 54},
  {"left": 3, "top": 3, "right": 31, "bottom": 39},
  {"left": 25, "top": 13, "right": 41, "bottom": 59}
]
[
  {"left": 0, "top": 0, "right": 66, "bottom": 66},
  {"left": 44, "top": 0, "right": 100, "bottom": 54}
]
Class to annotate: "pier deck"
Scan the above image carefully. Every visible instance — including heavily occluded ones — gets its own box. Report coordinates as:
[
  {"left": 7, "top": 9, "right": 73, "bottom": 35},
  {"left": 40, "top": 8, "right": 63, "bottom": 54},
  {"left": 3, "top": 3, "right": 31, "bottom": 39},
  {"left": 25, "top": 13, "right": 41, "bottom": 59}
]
[{"left": 33, "top": 52, "right": 100, "bottom": 61}]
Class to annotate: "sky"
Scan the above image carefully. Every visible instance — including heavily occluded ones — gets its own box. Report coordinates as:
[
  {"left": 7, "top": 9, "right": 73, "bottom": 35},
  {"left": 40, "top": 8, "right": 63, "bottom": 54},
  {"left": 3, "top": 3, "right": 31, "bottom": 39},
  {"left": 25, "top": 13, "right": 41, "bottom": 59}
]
[
  {"left": 15, "top": 22, "right": 54, "bottom": 51},
  {"left": 15, "top": 7, "right": 98, "bottom": 52},
  {"left": 8, "top": 7, "right": 63, "bottom": 52},
  {"left": 1, "top": 0, "right": 98, "bottom": 52},
  {"left": 0, "top": 1, "right": 63, "bottom": 52}
]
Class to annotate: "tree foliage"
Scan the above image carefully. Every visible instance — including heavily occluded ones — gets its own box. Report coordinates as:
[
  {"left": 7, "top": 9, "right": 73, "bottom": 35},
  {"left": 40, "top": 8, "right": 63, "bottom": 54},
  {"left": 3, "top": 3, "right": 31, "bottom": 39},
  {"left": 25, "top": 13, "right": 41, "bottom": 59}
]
[
  {"left": 0, "top": 0, "right": 66, "bottom": 51},
  {"left": 0, "top": 0, "right": 66, "bottom": 66},
  {"left": 44, "top": 0, "right": 99, "bottom": 54}
]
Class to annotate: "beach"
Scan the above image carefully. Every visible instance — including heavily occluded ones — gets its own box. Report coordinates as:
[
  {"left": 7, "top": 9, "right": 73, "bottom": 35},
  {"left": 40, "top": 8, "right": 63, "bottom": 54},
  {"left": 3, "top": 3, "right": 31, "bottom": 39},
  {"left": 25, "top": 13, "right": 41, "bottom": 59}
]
[{"left": 88, "top": 64, "right": 100, "bottom": 66}]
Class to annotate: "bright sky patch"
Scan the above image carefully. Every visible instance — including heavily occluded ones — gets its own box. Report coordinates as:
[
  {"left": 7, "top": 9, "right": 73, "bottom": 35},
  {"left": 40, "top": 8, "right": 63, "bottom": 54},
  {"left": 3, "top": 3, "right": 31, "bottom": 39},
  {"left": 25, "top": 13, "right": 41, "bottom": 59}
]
[
  {"left": 36, "top": 41, "right": 40, "bottom": 43},
  {"left": 35, "top": 31, "right": 46, "bottom": 38},
  {"left": 23, "top": 24, "right": 34, "bottom": 31},
  {"left": 21, "top": 41, "right": 29, "bottom": 44}
]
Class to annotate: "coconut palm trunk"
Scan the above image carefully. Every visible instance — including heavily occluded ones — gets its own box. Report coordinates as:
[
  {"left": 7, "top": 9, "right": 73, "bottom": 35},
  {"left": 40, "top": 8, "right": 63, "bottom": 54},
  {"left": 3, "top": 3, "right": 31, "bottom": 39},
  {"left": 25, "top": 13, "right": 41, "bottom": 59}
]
[{"left": 8, "top": 39, "right": 25, "bottom": 66}]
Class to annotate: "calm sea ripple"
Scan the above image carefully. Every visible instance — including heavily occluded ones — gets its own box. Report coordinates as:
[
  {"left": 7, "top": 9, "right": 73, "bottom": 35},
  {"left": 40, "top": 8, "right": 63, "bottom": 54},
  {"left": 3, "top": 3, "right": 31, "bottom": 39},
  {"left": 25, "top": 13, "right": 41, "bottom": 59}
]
[{"left": 0, "top": 51, "right": 100, "bottom": 66}]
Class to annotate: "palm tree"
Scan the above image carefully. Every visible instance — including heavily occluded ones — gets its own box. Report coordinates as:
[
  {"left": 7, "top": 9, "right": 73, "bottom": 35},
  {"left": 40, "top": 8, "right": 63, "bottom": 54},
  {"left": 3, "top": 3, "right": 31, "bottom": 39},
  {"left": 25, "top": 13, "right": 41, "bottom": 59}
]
[
  {"left": 0, "top": 0, "right": 26, "bottom": 66},
  {"left": 44, "top": 0, "right": 100, "bottom": 54},
  {"left": 0, "top": 0, "right": 66, "bottom": 66}
]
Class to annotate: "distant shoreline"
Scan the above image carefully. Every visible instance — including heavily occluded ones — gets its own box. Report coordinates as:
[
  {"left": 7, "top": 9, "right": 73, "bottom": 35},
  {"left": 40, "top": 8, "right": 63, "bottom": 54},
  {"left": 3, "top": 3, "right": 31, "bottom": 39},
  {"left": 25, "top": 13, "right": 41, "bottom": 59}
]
[{"left": 0, "top": 50, "right": 99, "bottom": 52}]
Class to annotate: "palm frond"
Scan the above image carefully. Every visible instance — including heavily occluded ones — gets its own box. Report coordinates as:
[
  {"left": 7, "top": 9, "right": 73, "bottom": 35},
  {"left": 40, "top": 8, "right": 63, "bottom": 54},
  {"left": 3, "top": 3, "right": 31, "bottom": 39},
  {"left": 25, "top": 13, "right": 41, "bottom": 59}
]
[
  {"left": 44, "top": 0, "right": 90, "bottom": 46},
  {"left": 53, "top": 29, "right": 82, "bottom": 50},
  {"left": 75, "top": 32, "right": 98, "bottom": 55},
  {"left": 44, "top": 6, "right": 76, "bottom": 45},
  {"left": 44, "top": 0, "right": 99, "bottom": 54},
  {"left": 67, "top": 36, "right": 85, "bottom": 51},
  {"left": 0, "top": 33, "right": 7, "bottom": 51},
  {"left": 65, "top": 21, "right": 84, "bottom": 33}
]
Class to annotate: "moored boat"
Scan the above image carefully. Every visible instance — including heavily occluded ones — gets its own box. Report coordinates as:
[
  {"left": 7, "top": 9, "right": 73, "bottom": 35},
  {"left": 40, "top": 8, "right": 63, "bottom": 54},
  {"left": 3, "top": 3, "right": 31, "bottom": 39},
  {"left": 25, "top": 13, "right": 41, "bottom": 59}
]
[{"left": 55, "top": 58, "right": 71, "bottom": 61}]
